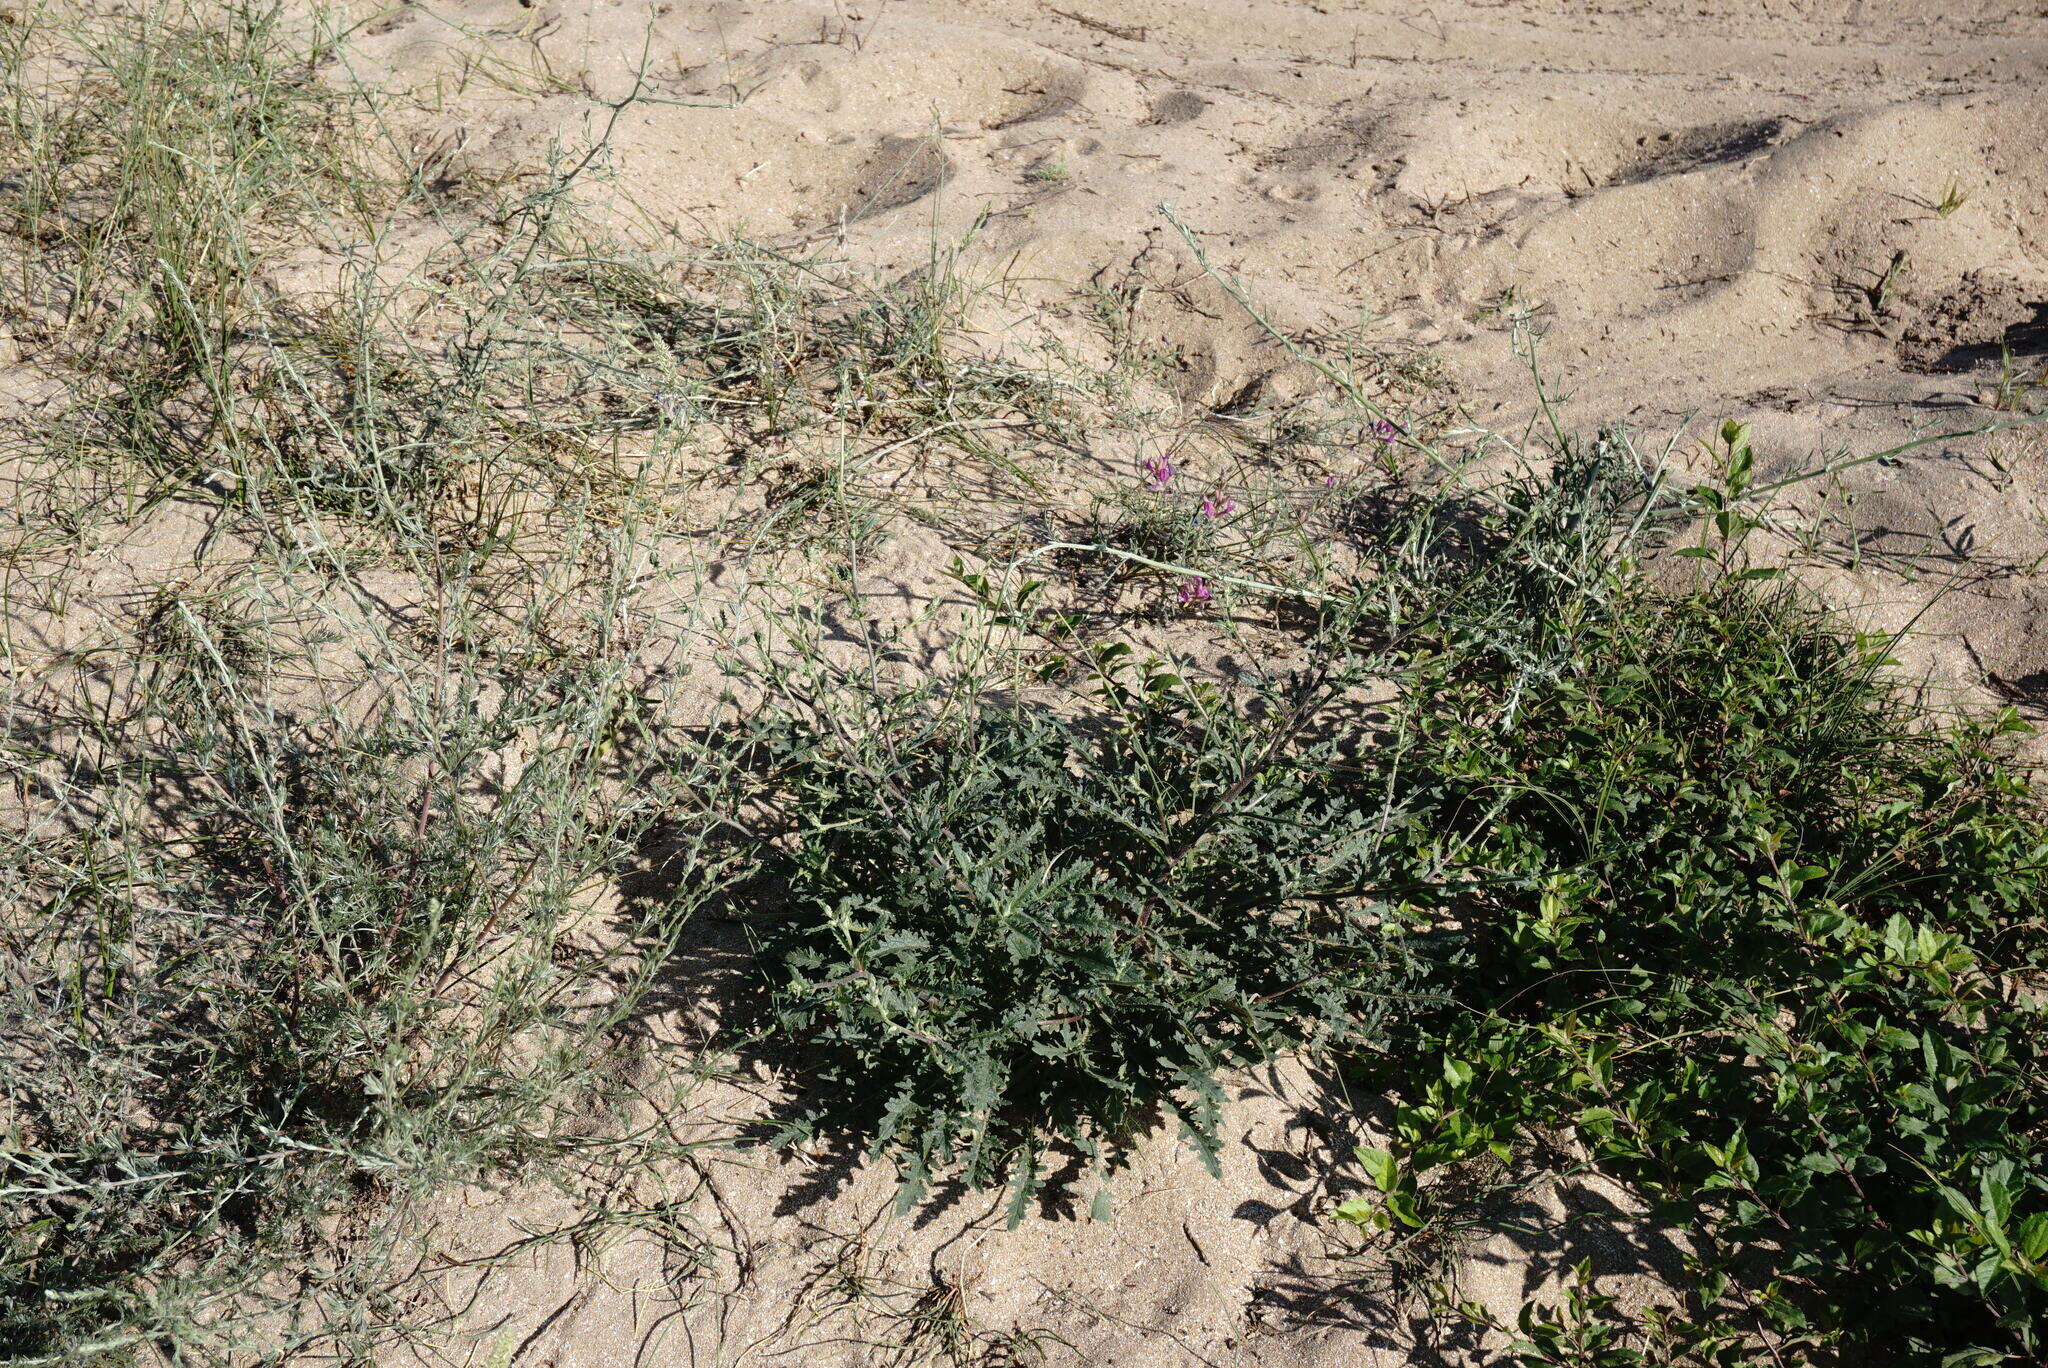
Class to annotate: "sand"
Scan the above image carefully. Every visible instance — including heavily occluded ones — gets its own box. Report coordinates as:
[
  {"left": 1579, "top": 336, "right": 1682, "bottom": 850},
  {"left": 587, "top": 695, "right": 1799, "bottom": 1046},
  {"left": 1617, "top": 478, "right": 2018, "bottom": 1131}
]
[
  {"left": 345, "top": 0, "right": 2048, "bottom": 702},
  {"left": 319, "top": 4, "right": 2048, "bottom": 1363},
  {"left": 15, "top": 0, "right": 2048, "bottom": 1361}
]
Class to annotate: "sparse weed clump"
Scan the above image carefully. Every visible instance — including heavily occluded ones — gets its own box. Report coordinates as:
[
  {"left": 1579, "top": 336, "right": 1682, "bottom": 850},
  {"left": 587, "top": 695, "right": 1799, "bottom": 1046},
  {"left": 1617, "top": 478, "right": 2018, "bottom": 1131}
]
[
  {"left": 1, "top": 565, "right": 734, "bottom": 1363},
  {"left": 574, "top": 234, "right": 1081, "bottom": 478},
  {"left": 0, "top": 2, "right": 748, "bottom": 1359}
]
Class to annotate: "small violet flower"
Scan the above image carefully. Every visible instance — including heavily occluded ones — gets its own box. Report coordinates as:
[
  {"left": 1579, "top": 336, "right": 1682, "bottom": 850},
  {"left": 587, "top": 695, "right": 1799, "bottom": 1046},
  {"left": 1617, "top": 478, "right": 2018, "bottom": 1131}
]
[
  {"left": 1178, "top": 577, "right": 1212, "bottom": 605},
  {"left": 1372, "top": 419, "right": 1400, "bottom": 444},
  {"left": 1199, "top": 495, "right": 1236, "bottom": 519},
  {"left": 1141, "top": 455, "right": 1175, "bottom": 490}
]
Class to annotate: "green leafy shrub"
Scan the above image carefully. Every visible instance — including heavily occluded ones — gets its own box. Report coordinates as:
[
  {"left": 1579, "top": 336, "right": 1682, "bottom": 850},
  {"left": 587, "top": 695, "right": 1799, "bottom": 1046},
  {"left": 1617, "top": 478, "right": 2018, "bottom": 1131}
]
[
  {"left": 749, "top": 657, "right": 1417, "bottom": 1218},
  {"left": 1344, "top": 446, "right": 2048, "bottom": 1365}
]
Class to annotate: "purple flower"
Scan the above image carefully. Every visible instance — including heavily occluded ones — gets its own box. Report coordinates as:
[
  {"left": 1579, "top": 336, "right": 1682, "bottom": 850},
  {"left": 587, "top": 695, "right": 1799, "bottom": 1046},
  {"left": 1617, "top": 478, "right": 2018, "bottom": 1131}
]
[
  {"left": 1199, "top": 495, "right": 1236, "bottom": 519},
  {"left": 1372, "top": 419, "right": 1400, "bottom": 444},
  {"left": 1324, "top": 474, "right": 1340, "bottom": 488},
  {"left": 1178, "top": 577, "right": 1211, "bottom": 605},
  {"left": 1141, "top": 455, "right": 1175, "bottom": 490}
]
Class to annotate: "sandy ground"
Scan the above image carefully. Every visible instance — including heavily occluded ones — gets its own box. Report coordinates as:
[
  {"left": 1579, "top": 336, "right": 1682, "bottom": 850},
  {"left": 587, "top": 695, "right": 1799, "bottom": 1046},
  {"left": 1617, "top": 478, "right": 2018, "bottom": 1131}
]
[
  {"left": 320, "top": 3, "right": 2048, "bottom": 1364},
  {"left": 345, "top": 0, "right": 2048, "bottom": 702},
  {"left": 18, "top": 0, "right": 2048, "bottom": 1362}
]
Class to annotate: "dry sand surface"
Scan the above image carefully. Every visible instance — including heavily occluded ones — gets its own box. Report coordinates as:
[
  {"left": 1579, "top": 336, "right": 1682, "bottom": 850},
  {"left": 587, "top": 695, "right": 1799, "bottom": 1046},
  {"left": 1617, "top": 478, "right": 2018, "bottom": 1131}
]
[
  {"left": 349, "top": 0, "right": 2048, "bottom": 700},
  {"left": 332, "top": 1, "right": 2048, "bottom": 1364},
  {"left": 13, "top": 0, "right": 2048, "bottom": 1363},
  {"left": 314, "top": 3, "right": 2048, "bottom": 1364}
]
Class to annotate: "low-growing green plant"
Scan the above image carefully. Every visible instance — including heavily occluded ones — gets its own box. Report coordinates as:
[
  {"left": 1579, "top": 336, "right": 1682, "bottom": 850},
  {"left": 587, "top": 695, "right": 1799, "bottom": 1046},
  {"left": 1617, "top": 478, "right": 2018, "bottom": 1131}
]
[
  {"left": 1334, "top": 437, "right": 2048, "bottom": 1366},
  {"left": 1455, "top": 1258, "right": 1733, "bottom": 1368},
  {"left": 746, "top": 648, "right": 1420, "bottom": 1219},
  {"left": 1024, "top": 154, "right": 1071, "bottom": 186},
  {"left": 1986, "top": 340, "right": 2042, "bottom": 415}
]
